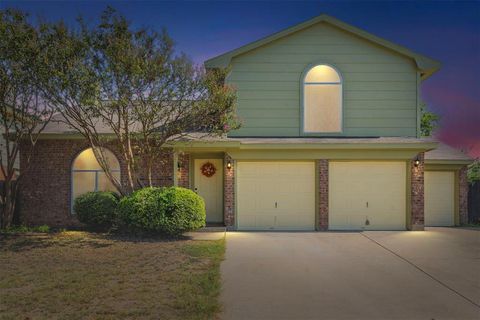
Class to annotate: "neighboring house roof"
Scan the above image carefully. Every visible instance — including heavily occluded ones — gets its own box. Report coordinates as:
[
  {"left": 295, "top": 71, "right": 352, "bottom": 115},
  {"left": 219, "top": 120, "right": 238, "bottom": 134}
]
[
  {"left": 205, "top": 14, "right": 440, "bottom": 80},
  {"left": 425, "top": 142, "right": 473, "bottom": 164}
]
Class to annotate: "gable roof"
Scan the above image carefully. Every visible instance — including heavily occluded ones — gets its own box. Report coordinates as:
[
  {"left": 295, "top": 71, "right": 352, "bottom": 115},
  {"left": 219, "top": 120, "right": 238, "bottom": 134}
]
[{"left": 205, "top": 14, "right": 440, "bottom": 80}]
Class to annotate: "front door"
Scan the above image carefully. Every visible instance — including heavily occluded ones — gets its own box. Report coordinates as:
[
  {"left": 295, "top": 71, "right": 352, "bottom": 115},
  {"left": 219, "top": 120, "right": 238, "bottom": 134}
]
[{"left": 194, "top": 159, "right": 223, "bottom": 223}]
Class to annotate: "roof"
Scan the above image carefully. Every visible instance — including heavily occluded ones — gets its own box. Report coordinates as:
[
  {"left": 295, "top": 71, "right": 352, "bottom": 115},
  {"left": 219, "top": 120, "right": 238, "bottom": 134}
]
[
  {"left": 425, "top": 142, "right": 473, "bottom": 163},
  {"left": 42, "top": 113, "right": 114, "bottom": 134},
  {"left": 172, "top": 135, "right": 438, "bottom": 151},
  {"left": 205, "top": 14, "right": 440, "bottom": 80},
  {"left": 42, "top": 116, "right": 471, "bottom": 163}
]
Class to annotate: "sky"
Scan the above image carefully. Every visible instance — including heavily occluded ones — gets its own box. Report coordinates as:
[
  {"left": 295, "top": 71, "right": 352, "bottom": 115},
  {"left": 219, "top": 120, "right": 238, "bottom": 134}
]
[{"left": 2, "top": 1, "right": 479, "bottom": 157}]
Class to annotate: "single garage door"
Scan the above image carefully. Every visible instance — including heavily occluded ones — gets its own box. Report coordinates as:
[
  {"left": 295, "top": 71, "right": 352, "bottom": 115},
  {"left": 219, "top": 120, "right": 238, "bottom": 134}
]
[
  {"left": 425, "top": 171, "right": 455, "bottom": 226},
  {"left": 237, "top": 162, "right": 315, "bottom": 230},
  {"left": 329, "top": 161, "right": 406, "bottom": 230}
]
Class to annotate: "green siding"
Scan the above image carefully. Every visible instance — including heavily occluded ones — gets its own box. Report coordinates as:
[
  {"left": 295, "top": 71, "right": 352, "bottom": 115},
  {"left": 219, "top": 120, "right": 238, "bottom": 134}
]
[{"left": 227, "top": 22, "right": 418, "bottom": 137}]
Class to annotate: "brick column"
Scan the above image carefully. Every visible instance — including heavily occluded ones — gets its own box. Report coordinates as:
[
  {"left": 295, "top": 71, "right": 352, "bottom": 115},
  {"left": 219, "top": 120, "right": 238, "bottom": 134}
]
[
  {"left": 318, "top": 160, "right": 329, "bottom": 231},
  {"left": 224, "top": 154, "right": 235, "bottom": 228},
  {"left": 410, "top": 152, "right": 425, "bottom": 230},
  {"left": 459, "top": 166, "right": 469, "bottom": 225},
  {"left": 177, "top": 153, "right": 190, "bottom": 188}
]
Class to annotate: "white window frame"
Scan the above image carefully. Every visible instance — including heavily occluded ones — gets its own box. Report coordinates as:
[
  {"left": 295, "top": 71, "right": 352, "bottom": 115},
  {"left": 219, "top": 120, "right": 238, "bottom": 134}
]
[{"left": 301, "top": 63, "right": 343, "bottom": 135}]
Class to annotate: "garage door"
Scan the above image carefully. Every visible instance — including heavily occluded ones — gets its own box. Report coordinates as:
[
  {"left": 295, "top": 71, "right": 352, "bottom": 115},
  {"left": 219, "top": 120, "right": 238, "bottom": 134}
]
[
  {"left": 237, "top": 162, "right": 315, "bottom": 230},
  {"left": 425, "top": 171, "right": 455, "bottom": 226},
  {"left": 329, "top": 162, "right": 406, "bottom": 230}
]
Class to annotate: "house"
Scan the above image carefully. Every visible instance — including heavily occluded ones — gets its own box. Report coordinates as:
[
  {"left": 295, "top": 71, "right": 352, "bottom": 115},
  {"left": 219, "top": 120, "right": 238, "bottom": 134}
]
[{"left": 19, "top": 14, "right": 472, "bottom": 230}]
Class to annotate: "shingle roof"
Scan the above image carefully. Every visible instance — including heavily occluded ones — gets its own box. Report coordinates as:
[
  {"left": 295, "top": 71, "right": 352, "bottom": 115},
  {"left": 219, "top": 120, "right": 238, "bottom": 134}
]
[
  {"left": 41, "top": 116, "right": 472, "bottom": 163},
  {"left": 425, "top": 142, "right": 473, "bottom": 162}
]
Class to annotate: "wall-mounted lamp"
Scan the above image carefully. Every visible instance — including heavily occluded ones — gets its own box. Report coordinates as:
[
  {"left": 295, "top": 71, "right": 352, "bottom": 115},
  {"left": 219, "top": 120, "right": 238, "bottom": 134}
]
[
  {"left": 226, "top": 160, "right": 232, "bottom": 170},
  {"left": 414, "top": 157, "right": 420, "bottom": 167},
  {"left": 177, "top": 161, "right": 183, "bottom": 171}
]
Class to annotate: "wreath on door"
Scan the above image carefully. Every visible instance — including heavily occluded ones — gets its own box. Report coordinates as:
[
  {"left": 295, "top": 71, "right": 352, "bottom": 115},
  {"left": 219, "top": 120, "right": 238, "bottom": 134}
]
[{"left": 200, "top": 162, "right": 216, "bottom": 177}]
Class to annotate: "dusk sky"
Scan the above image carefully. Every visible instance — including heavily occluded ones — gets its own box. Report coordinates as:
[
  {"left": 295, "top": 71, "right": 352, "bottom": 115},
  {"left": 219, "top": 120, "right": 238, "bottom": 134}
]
[{"left": 3, "top": 1, "right": 479, "bottom": 157}]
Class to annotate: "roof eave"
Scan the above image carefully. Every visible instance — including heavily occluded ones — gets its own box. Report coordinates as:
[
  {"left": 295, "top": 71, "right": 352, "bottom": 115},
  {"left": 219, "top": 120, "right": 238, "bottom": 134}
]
[{"left": 425, "top": 159, "right": 474, "bottom": 165}]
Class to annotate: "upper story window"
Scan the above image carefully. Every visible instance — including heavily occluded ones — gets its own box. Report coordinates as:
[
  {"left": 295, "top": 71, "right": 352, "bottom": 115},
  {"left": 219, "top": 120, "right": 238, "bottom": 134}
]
[{"left": 303, "top": 64, "right": 342, "bottom": 133}]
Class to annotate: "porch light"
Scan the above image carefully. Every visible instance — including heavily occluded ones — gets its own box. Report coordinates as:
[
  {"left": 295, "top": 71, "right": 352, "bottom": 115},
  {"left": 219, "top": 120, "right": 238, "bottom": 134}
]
[
  {"left": 414, "top": 157, "right": 420, "bottom": 167},
  {"left": 177, "top": 161, "right": 182, "bottom": 171},
  {"left": 226, "top": 160, "right": 232, "bottom": 170}
]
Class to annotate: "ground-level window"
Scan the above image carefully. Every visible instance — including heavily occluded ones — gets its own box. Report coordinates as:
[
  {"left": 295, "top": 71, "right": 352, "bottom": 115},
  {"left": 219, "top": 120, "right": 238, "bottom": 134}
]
[{"left": 71, "top": 148, "right": 120, "bottom": 210}]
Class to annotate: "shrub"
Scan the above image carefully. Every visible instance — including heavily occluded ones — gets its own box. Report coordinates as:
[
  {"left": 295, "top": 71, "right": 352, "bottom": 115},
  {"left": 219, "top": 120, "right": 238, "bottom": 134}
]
[
  {"left": 73, "top": 191, "right": 120, "bottom": 230},
  {"left": 35, "top": 225, "right": 50, "bottom": 233},
  {"left": 117, "top": 187, "right": 206, "bottom": 236}
]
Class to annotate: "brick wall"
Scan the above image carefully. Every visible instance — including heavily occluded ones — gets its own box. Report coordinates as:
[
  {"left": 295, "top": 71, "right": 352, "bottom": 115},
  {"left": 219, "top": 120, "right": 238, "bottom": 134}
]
[
  {"left": 177, "top": 153, "right": 190, "bottom": 188},
  {"left": 137, "top": 150, "right": 174, "bottom": 187},
  {"left": 318, "top": 160, "right": 329, "bottom": 231},
  {"left": 224, "top": 154, "right": 235, "bottom": 228},
  {"left": 410, "top": 152, "right": 425, "bottom": 230},
  {"left": 19, "top": 139, "right": 174, "bottom": 227},
  {"left": 459, "top": 166, "right": 468, "bottom": 225}
]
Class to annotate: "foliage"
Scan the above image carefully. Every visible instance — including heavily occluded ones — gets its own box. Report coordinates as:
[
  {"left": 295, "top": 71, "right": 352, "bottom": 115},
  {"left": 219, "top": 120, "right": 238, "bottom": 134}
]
[
  {"left": 0, "top": 9, "right": 56, "bottom": 228},
  {"left": 117, "top": 187, "right": 206, "bottom": 236},
  {"left": 43, "top": 7, "right": 239, "bottom": 194},
  {"left": 73, "top": 191, "right": 120, "bottom": 230},
  {"left": 1, "top": 224, "right": 50, "bottom": 234},
  {"left": 420, "top": 103, "right": 440, "bottom": 137},
  {"left": 468, "top": 159, "right": 480, "bottom": 184}
]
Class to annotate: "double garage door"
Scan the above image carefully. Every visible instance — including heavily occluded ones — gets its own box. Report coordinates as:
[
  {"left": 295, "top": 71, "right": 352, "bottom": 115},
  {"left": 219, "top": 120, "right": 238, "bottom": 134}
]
[{"left": 236, "top": 161, "right": 407, "bottom": 230}]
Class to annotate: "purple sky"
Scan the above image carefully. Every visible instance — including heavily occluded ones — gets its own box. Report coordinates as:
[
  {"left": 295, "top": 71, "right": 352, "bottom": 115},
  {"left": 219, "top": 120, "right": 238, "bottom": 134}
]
[{"left": 3, "top": 1, "right": 479, "bottom": 157}]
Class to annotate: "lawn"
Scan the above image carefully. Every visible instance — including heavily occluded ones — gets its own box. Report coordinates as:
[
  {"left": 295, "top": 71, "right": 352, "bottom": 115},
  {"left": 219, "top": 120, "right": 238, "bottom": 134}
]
[{"left": 0, "top": 231, "right": 225, "bottom": 320}]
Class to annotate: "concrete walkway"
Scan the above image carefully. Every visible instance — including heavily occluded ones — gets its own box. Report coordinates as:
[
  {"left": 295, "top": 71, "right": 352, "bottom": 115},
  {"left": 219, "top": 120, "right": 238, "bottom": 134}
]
[{"left": 220, "top": 228, "right": 480, "bottom": 320}]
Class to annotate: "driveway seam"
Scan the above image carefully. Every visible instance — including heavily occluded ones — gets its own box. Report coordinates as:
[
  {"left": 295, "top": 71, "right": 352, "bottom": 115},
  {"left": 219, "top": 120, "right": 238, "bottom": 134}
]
[{"left": 360, "top": 232, "right": 480, "bottom": 309}]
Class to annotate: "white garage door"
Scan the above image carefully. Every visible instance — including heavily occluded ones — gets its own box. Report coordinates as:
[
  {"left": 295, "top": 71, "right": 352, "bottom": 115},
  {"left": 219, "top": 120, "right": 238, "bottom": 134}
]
[
  {"left": 237, "top": 162, "right": 315, "bottom": 230},
  {"left": 425, "top": 171, "right": 455, "bottom": 226},
  {"left": 329, "top": 162, "right": 406, "bottom": 230}
]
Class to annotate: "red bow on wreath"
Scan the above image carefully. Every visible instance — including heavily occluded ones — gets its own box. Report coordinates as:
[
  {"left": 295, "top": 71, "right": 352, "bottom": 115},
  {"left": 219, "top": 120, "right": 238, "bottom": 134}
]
[{"left": 201, "top": 162, "right": 216, "bottom": 177}]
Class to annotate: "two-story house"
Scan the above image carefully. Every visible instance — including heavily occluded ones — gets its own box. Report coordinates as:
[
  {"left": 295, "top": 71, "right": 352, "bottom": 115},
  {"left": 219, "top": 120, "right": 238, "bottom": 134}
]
[{"left": 20, "top": 14, "right": 472, "bottom": 230}]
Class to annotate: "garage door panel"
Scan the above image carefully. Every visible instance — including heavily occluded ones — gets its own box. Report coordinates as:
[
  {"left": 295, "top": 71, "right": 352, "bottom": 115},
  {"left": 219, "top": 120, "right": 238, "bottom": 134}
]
[
  {"left": 329, "top": 161, "right": 406, "bottom": 230},
  {"left": 280, "top": 197, "right": 314, "bottom": 214},
  {"left": 237, "top": 161, "right": 315, "bottom": 230},
  {"left": 425, "top": 171, "right": 455, "bottom": 226},
  {"left": 276, "top": 213, "right": 314, "bottom": 229}
]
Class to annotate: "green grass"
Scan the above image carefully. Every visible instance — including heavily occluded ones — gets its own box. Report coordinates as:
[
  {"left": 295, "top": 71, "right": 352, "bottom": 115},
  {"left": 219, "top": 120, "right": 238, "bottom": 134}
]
[
  {"left": 176, "top": 239, "right": 225, "bottom": 318},
  {"left": 0, "top": 224, "right": 51, "bottom": 234},
  {"left": 0, "top": 231, "right": 225, "bottom": 320}
]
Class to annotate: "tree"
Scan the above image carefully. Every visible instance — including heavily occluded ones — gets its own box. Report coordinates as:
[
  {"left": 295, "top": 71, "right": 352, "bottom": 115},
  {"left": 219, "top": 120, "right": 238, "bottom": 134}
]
[
  {"left": 43, "top": 7, "right": 239, "bottom": 195},
  {"left": 420, "top": 103, "right": 440, "bottom": 137},
  {"left": 0, "top": 10, "right": 55, "bottom": 228},
  {"left": 468, "top": 159, "right": 480, "bottom": 184}
]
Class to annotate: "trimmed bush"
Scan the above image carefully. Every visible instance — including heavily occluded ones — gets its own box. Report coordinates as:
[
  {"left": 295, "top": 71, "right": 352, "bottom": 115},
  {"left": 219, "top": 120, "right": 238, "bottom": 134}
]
[
  {"left": 117, "top": 187, "right": 206, "bottom": 236},
  {"left": 73, "top": 191, "right": 120, "bottom": 230}
]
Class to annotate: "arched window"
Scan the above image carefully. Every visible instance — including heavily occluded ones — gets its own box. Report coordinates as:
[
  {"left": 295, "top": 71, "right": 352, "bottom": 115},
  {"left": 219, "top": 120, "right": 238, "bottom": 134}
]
[
  {"left": 71, "top": 148, "right": 120, "bottom": 207},
  {"left": 303, "top": 64, "right": 342, "bottom": 133}
]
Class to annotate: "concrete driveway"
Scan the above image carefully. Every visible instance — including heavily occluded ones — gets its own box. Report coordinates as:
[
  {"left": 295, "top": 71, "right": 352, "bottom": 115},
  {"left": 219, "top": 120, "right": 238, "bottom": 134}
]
[{"left": 220, "top": 228, "right": 480, "bottom": 320}]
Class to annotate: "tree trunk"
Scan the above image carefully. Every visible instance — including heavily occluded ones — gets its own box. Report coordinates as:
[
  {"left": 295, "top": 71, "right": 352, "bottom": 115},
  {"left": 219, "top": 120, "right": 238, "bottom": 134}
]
[{"left": 0, "top": 181, "right": 16, "bottom": 229}]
